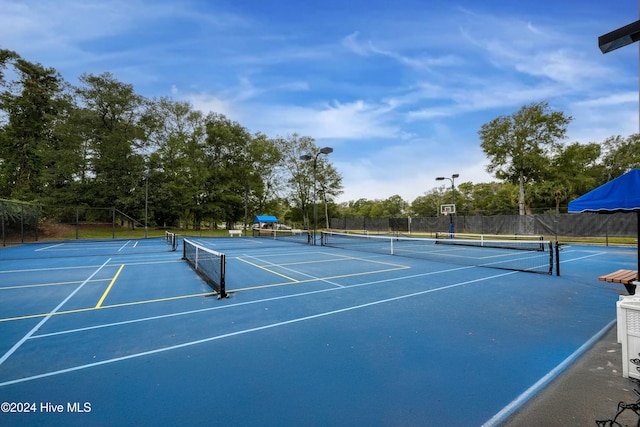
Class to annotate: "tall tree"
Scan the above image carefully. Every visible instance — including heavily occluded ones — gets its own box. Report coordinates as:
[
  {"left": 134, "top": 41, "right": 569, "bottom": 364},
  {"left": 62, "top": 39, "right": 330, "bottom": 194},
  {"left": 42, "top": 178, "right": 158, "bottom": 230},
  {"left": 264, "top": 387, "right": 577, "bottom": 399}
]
[
  {"left": 468, "top": 182, "right": 518, "bottom": 215},
  {"left": 202, "top": 113, "right": 256, "bottom": 229},
  {"left": 39, "top": 91, "right": 87, "bottom": 205},
  {"left": 246, "top": 132, "right": 282, "bottom": 222},
  {"left": 531, "top": 142, "right": 602, "bottom": 212},
  {"left": 0, "top": 50, "right": 64, "bottom": 199},
  {"left": 479, "top": 101, "right": 572, "bottom": 215},
  {"left": 145, "top": 97, "right": 206, "bottom": 228},
  {"left": 75, "top": 72, "right": 150, "bottom": 216},
  {"left": 600, "top": 134, "right": 640, "bottom": 181},
  {"left": 277, "top": 134, "right": 342, "bottom": 228},
  {"left": 278, "top": 134, "right": 318, "bottom": 227}
]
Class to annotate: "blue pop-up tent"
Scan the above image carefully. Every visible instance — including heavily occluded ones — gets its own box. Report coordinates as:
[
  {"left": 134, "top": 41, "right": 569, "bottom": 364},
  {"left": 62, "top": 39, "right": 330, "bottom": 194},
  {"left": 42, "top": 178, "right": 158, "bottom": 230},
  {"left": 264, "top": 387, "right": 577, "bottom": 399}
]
[
  {"left": 568, "top": 169, "right": 640, "bottom": 213},
  {"left": 254, "top": 215, "right": 278, "bottom": 223},
  {"left": 568, "top": 168, "right": 640, "bottom": 271},
  {"left": 253, "top": 216, "right": 278, "bottom": 229}
]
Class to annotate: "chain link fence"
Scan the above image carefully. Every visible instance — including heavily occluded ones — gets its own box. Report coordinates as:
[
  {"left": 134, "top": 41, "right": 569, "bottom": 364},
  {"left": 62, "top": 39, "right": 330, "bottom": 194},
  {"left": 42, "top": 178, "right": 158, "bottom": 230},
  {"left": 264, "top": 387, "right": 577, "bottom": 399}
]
[
  {"left": 3, "top": 197, "right": 637, "bottom": 245},
  {"left": 1, "top": 199, "right": 145, "bottom": 246}
]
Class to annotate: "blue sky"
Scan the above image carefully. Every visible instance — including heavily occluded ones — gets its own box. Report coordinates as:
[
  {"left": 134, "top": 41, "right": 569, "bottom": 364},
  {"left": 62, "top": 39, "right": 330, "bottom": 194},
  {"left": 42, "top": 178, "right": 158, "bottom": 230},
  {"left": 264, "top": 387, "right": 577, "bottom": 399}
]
[{"left": 1, "top": 0, "right": 639, "bottom": 203}]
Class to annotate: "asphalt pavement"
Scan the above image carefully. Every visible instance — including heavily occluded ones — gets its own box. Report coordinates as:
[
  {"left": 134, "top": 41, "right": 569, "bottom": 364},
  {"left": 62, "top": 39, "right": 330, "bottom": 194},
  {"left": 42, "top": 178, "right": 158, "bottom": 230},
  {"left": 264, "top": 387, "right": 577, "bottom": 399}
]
[{"left": 501, "top": 324, "right": 640, "bottom": 426}]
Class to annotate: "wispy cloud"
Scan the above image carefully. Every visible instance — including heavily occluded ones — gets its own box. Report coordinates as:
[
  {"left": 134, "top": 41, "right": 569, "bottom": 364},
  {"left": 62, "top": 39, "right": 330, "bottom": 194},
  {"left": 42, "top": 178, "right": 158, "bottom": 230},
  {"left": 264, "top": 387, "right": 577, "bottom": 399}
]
[
  {"left": 342, "top": 31, "right": 462, "bottom": 70},
  {"left": 187, "top": 92, "right": 400, "bottom": 140},
  {"left": 1, "top": 0, "right": 637, "bottom": 203}
]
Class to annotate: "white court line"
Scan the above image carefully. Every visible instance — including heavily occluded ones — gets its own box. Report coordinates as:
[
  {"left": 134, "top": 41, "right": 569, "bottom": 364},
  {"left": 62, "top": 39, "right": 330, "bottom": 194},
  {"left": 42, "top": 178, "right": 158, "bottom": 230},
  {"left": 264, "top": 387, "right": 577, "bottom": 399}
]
[
  {"left": 556, "top": 250, "right": 607, "bottom": 263},
  {"left": 0, "top": 259, "right": 112, "bottom": 368},
  {"left": 31, "top": 264, "right": 476, "bottom": 339},
  {"left": 0, "top": 268, "right": 514, "bottom": 387},
  {"left": 117, "top": 241, "right": 131, "bottom": 252},
  {"left": 0, "top": 248, "right": 611, "bottom": 387},
  {"left": 480, "top": 249, "right": 613, "bottom": 426},
  {"left": 35, "top": 243, "right": 64, "bottom": 252},
  {"left": 241, "top": 253, "right": 345, "bottom": 288},
  {"left": 482, "top": 319, "right": 616, "bottom": 427}
]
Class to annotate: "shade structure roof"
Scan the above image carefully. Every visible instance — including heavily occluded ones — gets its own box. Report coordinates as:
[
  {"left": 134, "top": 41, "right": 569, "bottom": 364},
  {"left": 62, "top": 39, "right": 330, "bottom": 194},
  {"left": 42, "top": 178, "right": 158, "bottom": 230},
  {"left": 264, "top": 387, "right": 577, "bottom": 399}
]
[
  {"left": 253, "top": 215, "right": 278, "bottom": 223},
  {"left": 568, "top": 169, "right": 640, "bottom": 277},
  {"left": 568, "top": 169, "right": 640, "bottom": 213}
]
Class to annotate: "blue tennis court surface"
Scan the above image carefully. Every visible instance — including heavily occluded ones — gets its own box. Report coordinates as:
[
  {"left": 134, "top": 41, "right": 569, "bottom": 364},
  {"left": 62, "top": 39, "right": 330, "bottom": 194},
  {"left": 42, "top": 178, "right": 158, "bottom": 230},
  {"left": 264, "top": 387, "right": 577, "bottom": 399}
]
[{"left": 0, "top": 236, "right": 635, "bottom": 426}]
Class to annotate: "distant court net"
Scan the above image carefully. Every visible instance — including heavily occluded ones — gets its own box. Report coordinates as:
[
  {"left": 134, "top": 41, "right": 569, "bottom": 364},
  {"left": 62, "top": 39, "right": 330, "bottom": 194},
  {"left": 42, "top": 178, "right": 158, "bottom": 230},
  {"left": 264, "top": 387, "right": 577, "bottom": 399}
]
[
  {"left": 251, "top": 228, "right": 311, "bottom": 245},
  {"left": 182, "top": 239, "right": 227, "bottom": 298},
  {"left": 164, "top": 231, "right": 178, "bottom": 251},
  {"left": 321, "top": 231, "right": 557, "bottom": 275},
  {"left": 434, "top": 232, "right": 546, "bottom": 251}
]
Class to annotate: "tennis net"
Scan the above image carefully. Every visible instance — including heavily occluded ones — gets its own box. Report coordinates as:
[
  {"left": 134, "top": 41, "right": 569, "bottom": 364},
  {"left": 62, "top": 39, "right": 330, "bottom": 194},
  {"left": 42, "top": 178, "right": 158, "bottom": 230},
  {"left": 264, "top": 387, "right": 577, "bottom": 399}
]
[
  {"left": 434, "top": 232, "right": 546, "bottom": 251},
  {"left": 251, "top": 228, "right": 311, "bottom": 245},
  {"left": 165, "top": 231, "right": 178, "bottom": 251},
  {"left": 321, "top": 231, "right": 556, "bottom": 274},
  {"left": 182, "top": 239, "right": 227, "bottom": 298}
]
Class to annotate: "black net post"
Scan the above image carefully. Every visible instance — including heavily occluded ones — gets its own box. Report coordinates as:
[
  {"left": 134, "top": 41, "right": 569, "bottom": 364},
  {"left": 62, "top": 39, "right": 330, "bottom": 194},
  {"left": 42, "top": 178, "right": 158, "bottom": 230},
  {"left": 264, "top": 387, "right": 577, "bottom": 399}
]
[
  {"left": 555, "top": 242, "right": 561, "bottom": 276},
  {"left": 20, "top": 204, "right": 24, "bottom": 243},
  {"left": 35, "top": 204, "right": 39, "bottom": 242},
  {"left": 1, "top": 200, "right": 5, "bottom": 247}
]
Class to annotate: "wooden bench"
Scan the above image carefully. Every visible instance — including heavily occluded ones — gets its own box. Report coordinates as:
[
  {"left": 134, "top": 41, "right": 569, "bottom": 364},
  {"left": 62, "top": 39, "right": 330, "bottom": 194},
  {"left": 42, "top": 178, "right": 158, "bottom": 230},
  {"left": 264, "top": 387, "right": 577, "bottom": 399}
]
[
  {"left": 599, "top": 269, "right": 638, "bottom": 295},
  {"left": 228, "top": 230, "right": 242, "bottom": 237}
]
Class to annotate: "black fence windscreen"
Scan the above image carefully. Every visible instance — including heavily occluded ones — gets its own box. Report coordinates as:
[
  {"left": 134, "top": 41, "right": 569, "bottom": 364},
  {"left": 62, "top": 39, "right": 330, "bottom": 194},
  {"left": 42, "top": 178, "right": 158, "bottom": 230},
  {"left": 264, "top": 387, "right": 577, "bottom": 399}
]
[{"left": 331, "top": 212, "right": 638, "bottom": 241}]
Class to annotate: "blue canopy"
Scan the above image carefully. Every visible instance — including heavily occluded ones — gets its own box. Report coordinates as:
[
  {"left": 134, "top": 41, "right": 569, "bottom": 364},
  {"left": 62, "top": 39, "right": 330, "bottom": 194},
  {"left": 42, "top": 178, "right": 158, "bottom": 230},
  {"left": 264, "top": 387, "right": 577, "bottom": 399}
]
[
  {"left": 254, "top": 215, "right": 278, "bottom": 223},
  {"left": 568, "top": 169, "right": 640, "bottom": 213},
  {"left": 568, "top": 169, "right": 640, "bottom": 274}
]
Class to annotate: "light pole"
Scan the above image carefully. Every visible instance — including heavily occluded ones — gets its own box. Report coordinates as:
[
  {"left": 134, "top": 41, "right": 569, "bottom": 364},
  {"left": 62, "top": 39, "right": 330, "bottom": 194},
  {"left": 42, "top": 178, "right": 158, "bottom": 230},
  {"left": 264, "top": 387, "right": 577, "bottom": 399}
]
[
  {"left": 300, "top": 146, "right": 333, "bottom": 245},
  {"left": 598, "top": 14, "right": 640, "bottom": 275},
  {"left": 144, "top": 171, "right": 149, "bottom": 239},
  {"left": 436, "top": 173, "right": 459, "bottom": 236}
]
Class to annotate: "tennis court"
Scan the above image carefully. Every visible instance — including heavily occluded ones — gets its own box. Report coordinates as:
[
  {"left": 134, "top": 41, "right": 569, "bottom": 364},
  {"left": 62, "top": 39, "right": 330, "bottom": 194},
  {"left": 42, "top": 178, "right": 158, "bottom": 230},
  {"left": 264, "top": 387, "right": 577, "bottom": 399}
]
[{"left": 0, "top": 234, "right": 635, "bottom": 426}]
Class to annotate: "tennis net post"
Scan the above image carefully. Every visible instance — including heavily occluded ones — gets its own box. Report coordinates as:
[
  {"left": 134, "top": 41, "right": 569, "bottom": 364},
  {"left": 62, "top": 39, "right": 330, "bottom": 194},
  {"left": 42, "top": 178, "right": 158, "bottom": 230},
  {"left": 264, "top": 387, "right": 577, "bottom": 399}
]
[{"left": 165, "top": 231, "right": 178, "bottom": 251}]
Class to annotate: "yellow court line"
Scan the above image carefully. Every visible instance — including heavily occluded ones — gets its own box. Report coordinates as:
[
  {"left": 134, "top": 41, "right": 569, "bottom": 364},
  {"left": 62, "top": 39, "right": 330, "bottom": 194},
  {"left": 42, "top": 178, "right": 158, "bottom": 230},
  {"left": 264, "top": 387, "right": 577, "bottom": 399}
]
[
  {"left": 0, "top": 264, "right": 410, "bottom": 323},
  {"left": 237, "top": 257, "right": 299, "bottom": 282},
  {"left": 0, "top": 291, "right": 217, "bottom": 323},
  {"left": 95, "top": 264, "right": 125, "bottom": 308}
]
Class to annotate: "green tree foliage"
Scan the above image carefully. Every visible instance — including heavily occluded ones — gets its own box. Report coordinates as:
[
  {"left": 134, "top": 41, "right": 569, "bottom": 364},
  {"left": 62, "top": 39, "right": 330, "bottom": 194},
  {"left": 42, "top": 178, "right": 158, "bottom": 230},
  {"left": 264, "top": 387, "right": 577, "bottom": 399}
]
[
  {"left": 248, "top": 132, "right": 283, "bottom": 219},
  {"left": 276, "top": 134, "right": 342, "bottom": 228},
  {"left": 145, "top": 97, "right": 206, "bottom": 228},
  {"left": 479, "top": 102, "right": 572, "bottom": 215},
  {"left": 5, "top": 49, "right": 640, "bottom": 227},
  {"left": 530, "top": 142, "right": 603, "bottom": 213},
  {"left": 202, "top": 113, "right": 255, "bottom": 228},
  {"left": 75, "top": 72, "right": 150, "bottom": 213},
  {"left": 601, "top": 134, "right": 640, "bottom": 181},
  {"left": 0, "top": 50, "right": 64, "bottom": 199}
]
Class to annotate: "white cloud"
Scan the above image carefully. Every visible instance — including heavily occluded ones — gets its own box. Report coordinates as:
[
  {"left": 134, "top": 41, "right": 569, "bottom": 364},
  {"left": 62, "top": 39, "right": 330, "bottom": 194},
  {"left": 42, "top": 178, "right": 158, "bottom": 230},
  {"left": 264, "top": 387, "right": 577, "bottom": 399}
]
[
  {"left": 254, "top": 99, "right": 399, "bottom": 139},
  {"left": 186, "top": 93, "right": 236, "bottom": 118},
  {"left": 341, "top": 31, "right": 462, "bottom": 70},
  {"left": 568, "top": 93, "right": 639, "bottom": 143},
  {"left": 573, "top": 92, "right": 638, "bottom": 108},
  {"left": 333, "top": 135, "right": 493, "bottom": 204},
  {"left": 2, "top": 0, "right": 638, "bottom": 204}
]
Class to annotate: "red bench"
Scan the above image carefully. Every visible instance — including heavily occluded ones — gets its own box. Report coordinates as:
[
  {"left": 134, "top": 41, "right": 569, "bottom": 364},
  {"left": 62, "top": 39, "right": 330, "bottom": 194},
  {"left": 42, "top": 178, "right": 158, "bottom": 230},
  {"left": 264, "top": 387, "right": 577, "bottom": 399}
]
[{"left": 599, "top": 269, "right": 638, "bottom": 295}]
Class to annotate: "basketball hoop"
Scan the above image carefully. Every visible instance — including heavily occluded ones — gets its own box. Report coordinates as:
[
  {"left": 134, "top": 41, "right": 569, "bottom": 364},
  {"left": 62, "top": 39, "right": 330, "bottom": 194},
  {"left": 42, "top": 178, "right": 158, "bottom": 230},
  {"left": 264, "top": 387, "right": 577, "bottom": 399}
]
[{"left": 440, "top": 204, "right": 456, "bottom": 215}]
